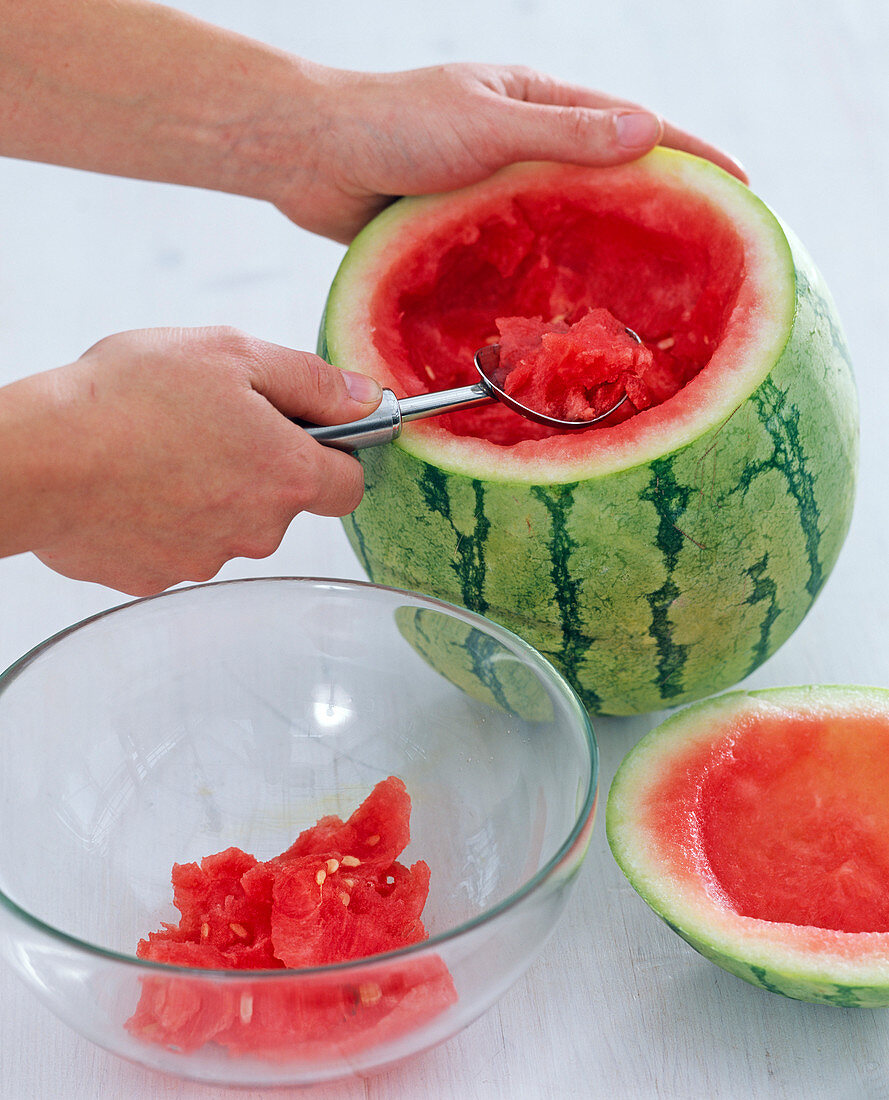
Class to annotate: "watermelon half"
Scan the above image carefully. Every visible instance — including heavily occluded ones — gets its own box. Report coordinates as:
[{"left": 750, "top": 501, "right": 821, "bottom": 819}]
[
  {"left": 606, "top": 686, "right": 889, "bottom": 1007},
  {"left": 320, "top": 149, "right": 858, "bottom": 715}
]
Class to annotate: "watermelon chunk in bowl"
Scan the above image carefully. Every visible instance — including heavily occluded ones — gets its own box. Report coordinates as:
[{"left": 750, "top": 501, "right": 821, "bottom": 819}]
[
  {"left": 127, "top": 777, "right": 459, "bottom": 1059},
  {"left": 0, "top": 578, "right": 596, "bottom": 1087}
]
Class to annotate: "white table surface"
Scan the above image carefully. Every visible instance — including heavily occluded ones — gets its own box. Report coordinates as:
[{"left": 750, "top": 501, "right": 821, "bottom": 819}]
[{"left": 2, "top": 1, "right": 889, "bottom": 1097}]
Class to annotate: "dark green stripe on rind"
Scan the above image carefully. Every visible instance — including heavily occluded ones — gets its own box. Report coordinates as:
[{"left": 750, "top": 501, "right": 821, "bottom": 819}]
[
  {"left": 530, "top": 484, "right": 602, "bottom": 711},
  {"left": 639, "top": 457, "right": 696, "bottom": 701},
  {"left": 417, "top": 468, "right": 490, "bottom": 615},
  {"left": 745, "top": 378, "right": 823, "bottom": 599},
  {"left": 743, "top": 556, "right": 781, "bottom": 678},
  {"left": 393, "top": 606, "right": 556, "bottom": 722}
]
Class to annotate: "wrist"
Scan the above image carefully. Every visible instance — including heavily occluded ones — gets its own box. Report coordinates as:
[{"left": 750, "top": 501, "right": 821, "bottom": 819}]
[
  {"left": 0, "top": 368, "right": 86, "bottom": 559},
  {"left": 208, "top": 56, "right": 337, "bottom": 209}
]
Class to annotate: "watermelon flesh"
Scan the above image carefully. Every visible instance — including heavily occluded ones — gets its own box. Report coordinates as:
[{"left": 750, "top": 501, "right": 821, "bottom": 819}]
[
  {"left": 127, "top": 777, "right": 457, "bottom": 1056},
  {"left": 606, "top": 687, "right": 889, "bottom": 1006},
  {"left": 373, "top": 189, "right": 743, "bottom": 445},
  {"left": 496, "top": 309, "right": 664, "bottom": 424},
  {"left": 696, "top": 714, "right": 889, "bottom": 934}
]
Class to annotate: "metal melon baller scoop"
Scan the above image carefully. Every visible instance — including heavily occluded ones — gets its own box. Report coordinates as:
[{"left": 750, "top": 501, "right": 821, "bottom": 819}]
[{"left": 300, "top": 328, "right": 640, "bottom": 453}]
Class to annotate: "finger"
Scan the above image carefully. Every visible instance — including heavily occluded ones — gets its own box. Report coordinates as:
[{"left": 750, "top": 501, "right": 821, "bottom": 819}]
[
  {"left": 286, "top": 435, "right": 367, "bottom": 518},
  {"left": 244, "top": 339, "right": 382, "bottom": 425},
  {"left": 489, "top": 68, "right": 748, "bottom": 182},
  {"left": 484, "top": 97, "right": 663, "bottom": 167},
  {"left": 658, "top": 123, "right": 749, "bottom": 184}
]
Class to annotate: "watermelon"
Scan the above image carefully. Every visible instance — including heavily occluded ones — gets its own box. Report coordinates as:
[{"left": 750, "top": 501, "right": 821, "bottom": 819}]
[
  {"left": 319, "top": 149, "right": 858, "bottom": 715},
  {"left": 127, "top": 777, "right": 457, "bottom": 1057},
  {"left": 606, "top": 686, "right": 889, "bottom": 1007}
]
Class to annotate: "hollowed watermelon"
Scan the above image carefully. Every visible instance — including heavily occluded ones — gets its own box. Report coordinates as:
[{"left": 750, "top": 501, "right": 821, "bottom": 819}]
[
  {"left": 606, "top": 686, "right": 889, "bottom": 1006},
  {"left": 320, "top": 149, "right": 858, "bottom": 715}
]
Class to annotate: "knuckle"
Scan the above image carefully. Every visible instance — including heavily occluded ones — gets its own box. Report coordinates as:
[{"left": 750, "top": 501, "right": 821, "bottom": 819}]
[
  {"left": 559, "top": 104, "right": 595, "bottom": 146},
  {"left": 206, "top": 325, "right": 256, "bottom": 359},
  {"left": 79, "top": 327, "right": 144, "bottom": 359},
  {"left": 206, "top": 323, "right": 247, "bottom": 345},
  {"left": 339, "top": 464, "right": 366, "bottom": 514},
  {"left": 122, "top": 575, "right": 174, "bottom": 598},
  {"left": 511, "top": 63, "right": 548, "bottom": 90},
  {"left": 237, "top": 529, "right": 286, "bottom": 561},
  {"left": 183, "top": 325, "right": 259, "bottom": 372},
  {"left": 295, "top": 352, "right": 344, "bottom": 410},
  {"left": 182, "top": 560, "right": 226, "bottom": 584}
]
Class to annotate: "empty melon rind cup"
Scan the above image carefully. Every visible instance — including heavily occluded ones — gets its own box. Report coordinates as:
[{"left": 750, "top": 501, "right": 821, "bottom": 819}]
[{"left": 606, "top": 684, "right": 889, "bottom": 1007}]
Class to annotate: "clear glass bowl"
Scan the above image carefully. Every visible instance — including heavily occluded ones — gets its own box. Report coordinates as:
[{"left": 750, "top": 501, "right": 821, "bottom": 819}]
[{"left": 0, "top": 578, "right": 597, "bottom": 1087}]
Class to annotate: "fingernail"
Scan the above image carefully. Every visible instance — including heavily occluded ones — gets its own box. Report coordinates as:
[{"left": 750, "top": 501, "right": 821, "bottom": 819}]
[
  {"left": 616, "top": 111, "right": 662, "bottom": 149},
  {"left": 343, "top": 370, "right": 382, "bottom": 404}
]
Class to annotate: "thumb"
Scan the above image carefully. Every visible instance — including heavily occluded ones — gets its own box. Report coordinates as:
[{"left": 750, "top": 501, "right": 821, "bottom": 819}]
[
  {"left": 248, "top": 345, "right": 382, "bottom": 425},
  {"left": 488, "top": 102, "right": 663, "bottom": 167}
]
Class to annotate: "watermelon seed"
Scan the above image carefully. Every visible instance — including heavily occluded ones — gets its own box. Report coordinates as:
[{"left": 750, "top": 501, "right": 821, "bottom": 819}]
[
  {"left": 343, "top": 877, "right": 356, "bottom": 888},
  {"left": 200, "top": 922, "right": 209, "bottom": 940},
  {"left": 657, "top": 336, "right": 675, "bottom": 350},
  {"left": 342, "top": 855, "right": 361, "bottom": 867},
  {"left": 366, "top": 835, "right": 380, "bottom": 847},
  {"left": 326, "top": 858, "right": 340, "bottom": 874},
  {"left": 339, "top": 891, "right": 351, "bottom": 906},
  {"left": 315, "top": 869, "right": 327, "bottom": 886},
  {"left": 229, "top": 923, "right": 248, "bottom": 939},
  {"left": 359, "top": 982, "right": 382, "bottom": 1006},
  {"left": 239, "top": 993, "right": 253, "bottom": 1024}
]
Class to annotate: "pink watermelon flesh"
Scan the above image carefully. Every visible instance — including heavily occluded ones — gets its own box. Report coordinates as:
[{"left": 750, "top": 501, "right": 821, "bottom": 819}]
[
  {"left": 127, "top": 777, "right": 456, "bottom": 1057},
  {"left": 496, "top": 308, "right": 661, "bottom": 422},
  {"left": 649, "top": 713, "right": 889, "bottom": 934},
  {"left": 372, "top": 193, "right": 742, "bottom": 444}
]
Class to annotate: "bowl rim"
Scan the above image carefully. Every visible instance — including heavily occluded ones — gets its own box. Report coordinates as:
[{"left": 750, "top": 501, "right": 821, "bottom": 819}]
[{"left": 0, "top": 575, "right": 598, "bottom": 979}]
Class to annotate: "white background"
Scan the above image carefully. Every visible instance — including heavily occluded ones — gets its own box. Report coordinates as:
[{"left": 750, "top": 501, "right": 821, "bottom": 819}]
[{"left": 1, "top": 1, "right": 888, "bottom": 1097}]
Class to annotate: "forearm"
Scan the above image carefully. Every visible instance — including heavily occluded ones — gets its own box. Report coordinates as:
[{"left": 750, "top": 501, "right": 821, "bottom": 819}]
[{"left": 0, "top": 0, "right": 324, "bottom": 205}]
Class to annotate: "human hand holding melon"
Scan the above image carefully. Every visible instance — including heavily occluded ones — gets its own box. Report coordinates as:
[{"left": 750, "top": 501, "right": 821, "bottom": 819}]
[
  {"left": 269, "top": 63, "right": 748, "bottom": 242},
  {"left": 0, "top": 0, "right": 745, "bottom": 244},
  {"left": 0, "top": 327, "right": 380, "bottom": 595}
]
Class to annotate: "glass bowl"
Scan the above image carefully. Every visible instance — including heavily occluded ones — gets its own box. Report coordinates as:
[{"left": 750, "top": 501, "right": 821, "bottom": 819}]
[{"left": 0, "top": 578, "right": 597, "bottom": 1087}]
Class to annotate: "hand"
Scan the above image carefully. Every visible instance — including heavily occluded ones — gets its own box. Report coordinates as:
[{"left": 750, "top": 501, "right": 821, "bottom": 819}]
[
  {"left": 0, "top": 327, "right": 382, "bottom": 595},
  {"left": 271, "top": 63, "right": 748, "bottom": 242},
  {"left": 0, "top": 3, "right": 746, "bottom": 245}
]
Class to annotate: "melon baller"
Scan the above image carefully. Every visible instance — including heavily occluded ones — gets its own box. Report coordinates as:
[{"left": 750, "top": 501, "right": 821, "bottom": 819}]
[{"left": 298, "top": 328, "right": 640, "bottom": 453}]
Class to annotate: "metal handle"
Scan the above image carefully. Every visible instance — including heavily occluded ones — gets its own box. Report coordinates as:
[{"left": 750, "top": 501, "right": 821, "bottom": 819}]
[
  {"left": 298, "top": 382, "right": 492, "bottom": 453},
  {"left": 297, "top": 389, "right": 403, "bottom": 452}
]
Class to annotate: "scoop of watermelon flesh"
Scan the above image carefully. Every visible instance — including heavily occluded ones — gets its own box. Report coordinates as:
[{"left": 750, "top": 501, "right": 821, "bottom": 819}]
[{"left": 496, "top": 309, "right": 660, "bottom": 424}]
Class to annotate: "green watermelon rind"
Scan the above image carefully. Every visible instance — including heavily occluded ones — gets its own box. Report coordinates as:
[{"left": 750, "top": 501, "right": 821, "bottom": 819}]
[
  {"left": 393, "top": 605, "right": 556, "bottom": 722},
  {"left": 320, "top": 151, "right": 858, "bottom": 715},
  {"left": 605, "top": 685, "right": 889, "bottom": 1008}
]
